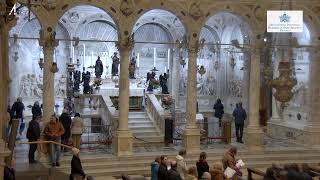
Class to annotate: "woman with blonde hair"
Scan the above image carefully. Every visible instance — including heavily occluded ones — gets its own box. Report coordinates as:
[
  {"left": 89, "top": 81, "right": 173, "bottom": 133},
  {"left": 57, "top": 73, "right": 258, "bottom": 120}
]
[
  {"left": 186, "top": 166, "right": 198, "bottom": 180},
  {"left": 210, "top": 162, "right": 224, "bottom": 180}
]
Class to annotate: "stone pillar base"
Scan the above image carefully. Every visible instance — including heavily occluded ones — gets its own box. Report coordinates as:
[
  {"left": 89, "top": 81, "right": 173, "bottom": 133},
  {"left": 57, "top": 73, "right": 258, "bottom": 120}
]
[
  {"left": 244, "top": 127, "right": 264, "bottom": 151},
  {"left": 304, "top": 125, "right": 320, "bottom": 148},
  {"left": 183, "top": 127, "right": 200, "bottom": 154},
  {"left": 113, "top": 130, "right": 133, "bottom": 157}
]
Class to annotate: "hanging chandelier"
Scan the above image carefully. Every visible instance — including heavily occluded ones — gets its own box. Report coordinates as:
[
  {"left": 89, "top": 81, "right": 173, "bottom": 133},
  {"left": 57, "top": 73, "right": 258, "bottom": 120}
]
[{"left": 198, "top": 65, "right": 206, "bottom": 76}]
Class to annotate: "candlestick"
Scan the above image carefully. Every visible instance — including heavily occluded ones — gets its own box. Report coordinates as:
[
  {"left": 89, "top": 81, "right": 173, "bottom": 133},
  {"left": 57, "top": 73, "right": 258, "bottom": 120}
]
[
  {"left": 137, "top": 53, "right": 140, "bottom": 68},
  {"left": 153, "top": 48, "right": 156, "bottom": 67},
  {"left": 83, "top": 44, "right": 86, "bottom": 70},
  {"left": 72, "top": 46, "right": 75, "bottom": 64},
  {"left": 167, "top": 49, "right": 170, "bottom": 69},
  {"left": 91, "top": 52, "right": 93, "bottom": 67}
]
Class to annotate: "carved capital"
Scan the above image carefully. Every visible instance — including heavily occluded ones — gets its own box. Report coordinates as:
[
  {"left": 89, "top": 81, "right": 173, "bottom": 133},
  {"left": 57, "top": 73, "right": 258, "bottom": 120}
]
[
  {"left": 116, "top": 33, "right": 134, "bottom": 52},
  {"left": 39, "top": 29, "right": 58, "bottom": 50},
  {"left": 120, "top": 0, "right": 134, "bottom": 17},
  {"left": 189, "top": 1, "right": 203, "bottom": 21},
  {"left": 188, "top": 39, "right": 205, "bottom": 54}
]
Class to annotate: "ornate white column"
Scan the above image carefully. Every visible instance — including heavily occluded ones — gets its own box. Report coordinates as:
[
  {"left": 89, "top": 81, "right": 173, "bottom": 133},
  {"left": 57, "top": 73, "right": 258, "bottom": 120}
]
[
  {"left": 0, "top": 4, "right": 16, "bottom": 177},
  {"left": 113, "top": 35, "right": 133, "bottom": 156},
  {"left": 304, "top": 48, "right": 320, "bottom": 147},
  {"left": 39, "top": 29, "right": 58, "bottom": 123},
  {"left": 171, "top": 49, "right": 180, "bottom": 107},
  {"left": 244, "top": 42, "right": 264, "bottom": 151},
  {"left": 183, "top": 41, "right": 201, "bottom": 154}
]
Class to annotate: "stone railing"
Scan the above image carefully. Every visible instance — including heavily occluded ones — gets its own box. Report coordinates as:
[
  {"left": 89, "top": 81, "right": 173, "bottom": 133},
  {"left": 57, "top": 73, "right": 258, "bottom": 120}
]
[
  {"left": 75, "top": 94, "right": 119, "bottom": 133},
  {"left": 145, "top": 94, "right": 171, "bottom": 135}
]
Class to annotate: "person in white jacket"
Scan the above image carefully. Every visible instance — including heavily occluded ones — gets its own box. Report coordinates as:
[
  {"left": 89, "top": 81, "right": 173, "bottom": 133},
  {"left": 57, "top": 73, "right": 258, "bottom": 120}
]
[
  {"left": 71, "top": 113, "right": 84, "bottom": 149},
  {"left": 176, "top": 149, "right": 188, "bottom": 179}
]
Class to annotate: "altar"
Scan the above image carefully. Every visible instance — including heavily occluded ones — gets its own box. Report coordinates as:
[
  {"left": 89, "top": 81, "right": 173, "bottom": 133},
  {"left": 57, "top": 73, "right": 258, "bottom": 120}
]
[{"left": 96, "top": 79, "right": 146, "bottom": 110}]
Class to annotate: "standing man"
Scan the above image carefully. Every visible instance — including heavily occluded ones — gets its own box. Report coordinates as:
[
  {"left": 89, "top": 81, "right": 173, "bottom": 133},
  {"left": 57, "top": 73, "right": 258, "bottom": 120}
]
[
  {"left": 71, "top": 113, "right": 84, "bottom": 149},
  {"left": 213, "top": 99, "right": 224, "bottom": 127},
  {"left": 44, "top": 115, "right": 65, "bottom": 167},
  {"left": 59, "top": 109, "right": 72, "bottom": 151},
  {"left": 11, "top": 97, "right": 25, "bottom": 136},
  {"left": 26, "top": 116, "right": 41, "bottom": 164},
  {"left": 32, "top": 101, "right": 42, "bottom": 120},
  {"left": 232, "top": 103, "right": 247, "bottom": 143}
]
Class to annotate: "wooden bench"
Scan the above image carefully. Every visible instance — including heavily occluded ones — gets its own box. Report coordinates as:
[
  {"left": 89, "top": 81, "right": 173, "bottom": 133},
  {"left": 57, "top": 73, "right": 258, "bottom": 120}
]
[{"left": 247, "top": 167, "right": 266, "bottom": 180}]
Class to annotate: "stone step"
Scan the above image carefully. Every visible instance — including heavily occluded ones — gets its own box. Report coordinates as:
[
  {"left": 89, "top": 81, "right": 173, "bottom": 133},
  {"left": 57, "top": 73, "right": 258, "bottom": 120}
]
[
  {"left": 128, "top": 121, "right": 154, "bottom": 125},
  {"left": 129, "top": 126, "right": 157, "bottom": 131},
  {"left": 129, "top": 124, "right": 155, "bottom": 129},
  {"left": 129, "top": 118, "right": 151, "bottom": 122},
  {"left": 128, "top": 112, "right": 149, "bottom": 118},
  {"left": 59, "top": 158, "right": 320, "bottom": 178},
  {"left": 132, "top": 131, "right": 159, "bottom": 137}
]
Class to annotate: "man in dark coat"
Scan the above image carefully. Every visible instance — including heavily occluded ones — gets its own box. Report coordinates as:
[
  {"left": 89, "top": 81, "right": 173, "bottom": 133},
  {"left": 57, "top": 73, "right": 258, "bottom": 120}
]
[
  {"left": 11, "top": 97, "right": 25, "bottom": 135},
  {"left": 158, "top": 156, "right": 169, "bottom": 180},
  {"left": 167, "top": 161, "right": 182, "bottom": 180},
  {"left": 213, "top": 99, "right": 224, "bottom": 127},
  {"left": 232, "top": 103, "right": 247, "bottom": 143},
  {"left": 31, "top": 101, "right": 42, "bottom": 120},
  {"left": 26, "top": 116, "right": 41, "bottom": 163},
  {"left": 4, "top": 158, "right": 15, "bottom": 180},
  {"left": 70, "top": 148, "right": 86, "bottom": 180},
  {"left": 59, "top": 109, "right": 72, "bottom": 150}
]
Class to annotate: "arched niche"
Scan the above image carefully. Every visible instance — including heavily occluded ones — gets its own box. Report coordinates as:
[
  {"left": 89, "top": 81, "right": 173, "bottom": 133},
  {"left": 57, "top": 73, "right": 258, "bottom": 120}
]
[
  {"left": 271, "top": 23, "right": 311, "bottom": 116},
  {"left": 57, "top": 5, "right": 118, "bottom": 79},
  {"left": 8, "top": 6, "right": 70, "bottom": 106},
  {"left": 198, "top": 12, "right": 252, "bottom": 113}
]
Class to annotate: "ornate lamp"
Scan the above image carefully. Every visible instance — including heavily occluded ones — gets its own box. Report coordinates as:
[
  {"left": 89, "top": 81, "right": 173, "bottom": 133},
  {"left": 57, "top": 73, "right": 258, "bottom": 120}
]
[
  {"left": 179, "top": 56, "right": 186, "bottom": 68},
  {"left": 229, "top": 56, "right": 236, "bottom": 70},
  {"left": 38, "top": 58, "right": 44, "bottom": 69},
  {"left": 270, "top": 61, "right": 297, "bottom": 109},
  {"left": 198, "top": 65, "right": 206, "bottom": 76},
  {"left": 50, "top": 62, "right": 59, "bottom": 73}
]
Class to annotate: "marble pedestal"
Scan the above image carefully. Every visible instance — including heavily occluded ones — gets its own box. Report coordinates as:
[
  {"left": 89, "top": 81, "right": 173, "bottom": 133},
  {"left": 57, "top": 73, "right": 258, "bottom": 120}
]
[
  {"left": 113, "top": 130, "right": 133, "bottom": 156},
  {"left": 183, "top": 127, "right": 200, "bottom": 154},
  {"left": 244, "top": 127, "right": 264, "bottom": 151},
  {"left": 268, "top": 121, "right": 320, "bottom": 148}
]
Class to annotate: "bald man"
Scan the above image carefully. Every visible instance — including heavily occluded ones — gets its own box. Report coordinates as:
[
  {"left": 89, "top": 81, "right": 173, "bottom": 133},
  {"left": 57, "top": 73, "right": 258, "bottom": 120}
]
[
  {"left": 201, "top": 172, "right": 211, "bottom": 180},
  {"left": 167, "top": 160, "right": 182, "bottom": 180}
]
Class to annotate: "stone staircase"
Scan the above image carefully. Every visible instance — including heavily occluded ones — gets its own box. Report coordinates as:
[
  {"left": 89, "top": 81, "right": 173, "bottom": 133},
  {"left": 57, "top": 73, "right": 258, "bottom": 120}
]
[
  {"left": 52, "top": 148, "right": 320, "bottom": 179},
  {"left": 128, "top": 111, "right": 163, "bottom": 145}
]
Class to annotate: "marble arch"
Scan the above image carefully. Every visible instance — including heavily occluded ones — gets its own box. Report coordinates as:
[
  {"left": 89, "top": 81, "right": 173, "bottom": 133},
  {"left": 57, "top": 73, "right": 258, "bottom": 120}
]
[
  {"left": 202, "top": 5, "right": 259, "bottom": 42},
  {"left": 53, "top": 1, "right": 119, "bottom": 34}
]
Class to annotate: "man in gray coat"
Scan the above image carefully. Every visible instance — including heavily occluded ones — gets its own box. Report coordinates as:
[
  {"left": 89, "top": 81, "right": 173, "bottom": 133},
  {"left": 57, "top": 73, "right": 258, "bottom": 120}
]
[{"left": 232, "top": 103, "right": 247, "bottom": 143}]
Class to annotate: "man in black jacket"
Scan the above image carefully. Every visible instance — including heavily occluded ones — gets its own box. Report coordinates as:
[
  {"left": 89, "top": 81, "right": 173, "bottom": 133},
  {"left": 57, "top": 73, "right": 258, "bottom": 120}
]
[
  {"left": 167, "top": 161, "right": 182, "bottom": 180},
  {"left": 26, "top": 116, "right": 41, "bottom": 164},
  {"left": 11, "top": 97, "right": 25, "bottom": 136},
  {"left": 31, "top": 101, "right": 42, "bottom": 120},
  {"left": 59, "top": 109, "right": 72, "bottom": 151},
  {"left": 70, "top": 148, "right": 86, "bottom": 180},
  {"left": 232, "top": 103, "right": 247, "bottom": 143}
]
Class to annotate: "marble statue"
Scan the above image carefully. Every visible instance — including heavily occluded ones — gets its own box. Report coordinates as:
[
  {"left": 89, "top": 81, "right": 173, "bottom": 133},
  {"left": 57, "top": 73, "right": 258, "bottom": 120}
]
[
  {"left": 206, "top": 76, "right": 216, "bottom": 96},
  {"left": 111, "top": 52, "right": 120, "bottom": 76},
  {"left": 160, "top": 74, "right": 169, "bottom": 94},
  {"left": 73, "top": 70, "right": 81, "bottom": 92},
  {"left": 129, "top": 54, "right": 136, "bottom": 79},
  {"left": 229, "top": 79, "right": 242, "bottom": 97},
  {"left": 19, "top": 74, "right": 31, "bottom": 97},
  {"left": 55, "top": 76, "right": 66, "bottom": 97},
  {"left": 291, "top": 82, "right": 308, "bottom": 107},
  {"left": 82, "top": 71, "right": 91, "bottom": 94},
  {"left": 94, "top": 56, "right": 104, "bottom": 78}
]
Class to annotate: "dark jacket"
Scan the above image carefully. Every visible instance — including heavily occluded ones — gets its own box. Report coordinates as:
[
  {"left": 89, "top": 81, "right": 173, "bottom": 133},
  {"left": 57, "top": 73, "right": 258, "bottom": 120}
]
[
  {"left": 11, "top": 101, "right": 24, "bottom": 119},
  {"left": 59, "top": 113, "right": 72, "bottom": 139},
  {"left": 232, "top": 107, "right": 247, "bottom": 125},
  {"left": 214, "top": 102, "right": 224, "bottom": 119},
  {"left": 31, "top": 105, "right": 42, "bottom": 119},
  {"left": 26, "top": 120, "right": 40, "bottom": 141},
  {"left": 151, "top": 161, "right": 160, "bottom": 180},
  {"left": 167, "top": 168, "right": 182, "bottom": 180},
  {"left": 196, "top": 160, "right": 209, "bottom": 179},
  {"left": 4, "top": 166, "right": 15, "bottom": 180},
  {"left": 158, "top": 164, "right": 168, "bottom": 180},
  {"left": 69, "top": 155, "right": 86, "bottom": 180}
]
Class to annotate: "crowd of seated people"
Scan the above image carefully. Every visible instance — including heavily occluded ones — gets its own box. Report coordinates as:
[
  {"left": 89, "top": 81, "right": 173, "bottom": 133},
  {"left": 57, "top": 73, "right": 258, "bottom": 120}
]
[{"left": 262, "top": 163, "right": 318, "bottom": 180}]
